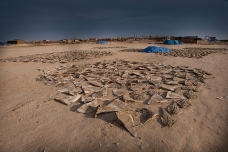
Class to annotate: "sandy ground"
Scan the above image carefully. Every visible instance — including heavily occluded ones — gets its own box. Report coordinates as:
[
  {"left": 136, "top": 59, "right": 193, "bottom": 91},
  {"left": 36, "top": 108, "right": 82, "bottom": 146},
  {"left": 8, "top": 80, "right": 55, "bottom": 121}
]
[{"left": 0, "top": 42, "right": 228, "bottom": 152}]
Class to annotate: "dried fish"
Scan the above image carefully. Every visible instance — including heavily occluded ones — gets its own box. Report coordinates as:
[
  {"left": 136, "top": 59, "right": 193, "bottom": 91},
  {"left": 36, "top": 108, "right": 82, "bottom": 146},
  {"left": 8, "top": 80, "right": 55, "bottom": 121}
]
[
  {"left": 167, "top": 102, "right": 182, "bottom": 115},
  {"left": 149, "top": 76, "right": 162, "bottom": 85},
  {"left": 105, "top": 83, "right": 120, "bottom": 88},
  {"left": 185, "top": 90, "right": 197, "bottom": 99},
  {"left": 113, "top": 89, "right": 126, "bottom": 96},
  {"left": 88, "top": 81, "right": 103, "bottom": 87},
  {"left": 95, "top": 105, "right": 120, "bottom": 117},
  {"left": 160, "top": 84, "right": 177, "bottom": 91},
  {"left": 34, "top": 58, "right": 213, "bottom": 135},
  {"left": 1, "top": 50, "right": 114, "bottom": 63},
  {"left": 107, "top": 99, "right": 131, "bottom": 110},
  {"left": 176, "top": 99, "right": 192, "bottom": 108},
  {"left": 58, "top": 87, "right": 82, "bottom": 95},
  {"left": 147, "top": 94, "right": 169, "bottom": 104},
  {"left": 119, "top": 95, "right": 138, "bottom": 103},
  {"left": 130, "top": 90, "right": 145, "bottom": 100},
  {"left": 164, "top": 80, "right": 179, "bottom": 85},
  {"left": 133, "top": 108, "right": 158, "bottom": 127},
  {"left": 92, "top": 87, "right": 107, "bottom": 98},
  {"left": 77, "top": 99, "right": 98, "bottom": 113},
  {"left": 81, "top": 84, "right": 94, "bottom": 94},
  {"left": 55, "top": 94, "right": 81, "bottom": 105},
  {"left": 95, "top": 98, "right": 130, "bottom": 117},
  {"left": 184, "top": 80, "right": 192, "bottom": 86},
  {"left": 161, "top": 108, "right": 176, "bottom": 127},
  {"left": 166, "top": 91, "right": 186, "bottom": 99},
  {"left": 82, "top": 97, "right": 94, "bottom": 103},
  {"left": 116, "top": 111, "right": 137, "bottom": 137}
]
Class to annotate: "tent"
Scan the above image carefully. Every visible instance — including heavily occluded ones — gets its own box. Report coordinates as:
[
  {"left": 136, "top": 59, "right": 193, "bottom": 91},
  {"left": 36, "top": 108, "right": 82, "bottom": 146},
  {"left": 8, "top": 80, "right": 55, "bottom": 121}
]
[
  {"left": 97, "top": 41, "right": 109, "bottom": 44},
  {"left": 163, "top": 40, "right": 183, "bottom": 45},
  {"left": 141, "top": 46, "right": 171, "bottom": 53}
]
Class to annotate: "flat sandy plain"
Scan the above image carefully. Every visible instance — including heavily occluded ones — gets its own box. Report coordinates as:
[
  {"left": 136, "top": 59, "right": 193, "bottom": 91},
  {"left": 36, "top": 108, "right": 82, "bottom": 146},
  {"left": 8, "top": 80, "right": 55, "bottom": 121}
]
[{"left": 0, "top": 42, "right": 227, "bottom": 152}]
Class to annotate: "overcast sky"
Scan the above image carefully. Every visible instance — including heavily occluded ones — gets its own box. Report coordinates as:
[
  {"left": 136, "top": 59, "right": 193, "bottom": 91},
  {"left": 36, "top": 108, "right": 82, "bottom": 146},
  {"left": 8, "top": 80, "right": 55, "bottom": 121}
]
[{"left": 0, "top": 0, "right": 228, "bottom": 41}]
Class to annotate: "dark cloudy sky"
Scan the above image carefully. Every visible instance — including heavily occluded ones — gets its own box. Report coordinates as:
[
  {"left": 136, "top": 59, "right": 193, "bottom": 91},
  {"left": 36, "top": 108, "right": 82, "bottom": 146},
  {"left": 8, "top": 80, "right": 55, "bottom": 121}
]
[{"left": 0, "top": 0, "right": 228, "bottom": 41}]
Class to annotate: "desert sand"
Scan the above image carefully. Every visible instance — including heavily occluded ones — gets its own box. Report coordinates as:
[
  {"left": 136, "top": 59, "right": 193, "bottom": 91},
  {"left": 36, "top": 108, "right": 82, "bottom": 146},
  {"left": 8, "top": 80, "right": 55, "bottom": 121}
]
[{"left": 0, "top": 42, "right": 227, "bottom": 152}]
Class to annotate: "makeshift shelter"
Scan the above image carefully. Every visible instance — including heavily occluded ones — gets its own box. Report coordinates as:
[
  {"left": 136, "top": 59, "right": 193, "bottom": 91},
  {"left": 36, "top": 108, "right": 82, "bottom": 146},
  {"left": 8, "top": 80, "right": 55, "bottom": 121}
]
[
  {"left": 7, "top": 39, "right": 26, "bottom": 45},
  {"left": 141, "top": 46, "right": 171, "bottom": 53},
  {"left": 97, "top": 41, "right": 109, "bottom": 44},
  {"left": 163, "top": 40, "right": 183, "bottom": 45}
]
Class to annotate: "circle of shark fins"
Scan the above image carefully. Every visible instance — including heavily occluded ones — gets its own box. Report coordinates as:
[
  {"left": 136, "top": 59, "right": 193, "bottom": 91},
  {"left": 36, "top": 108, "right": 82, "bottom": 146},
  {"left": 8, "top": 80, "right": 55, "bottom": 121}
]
[{"left": 38, "top": 59, "right": 213, "bottom": 136}]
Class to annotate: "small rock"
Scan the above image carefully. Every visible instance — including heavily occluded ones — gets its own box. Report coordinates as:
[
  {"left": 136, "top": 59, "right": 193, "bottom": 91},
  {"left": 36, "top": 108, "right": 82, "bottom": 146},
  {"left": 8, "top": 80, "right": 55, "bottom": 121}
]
[
  {"left": 216, "top": 97, "right": 223, "bottom": 100},
  {"left": 113, "top": 143, "right": 119, "bottom": 146}
]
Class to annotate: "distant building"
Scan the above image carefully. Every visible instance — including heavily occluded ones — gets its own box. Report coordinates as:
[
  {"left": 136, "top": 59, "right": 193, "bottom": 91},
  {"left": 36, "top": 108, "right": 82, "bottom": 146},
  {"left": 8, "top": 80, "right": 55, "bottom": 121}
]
[
  {"left": 205, "top": 36, "right": 217, "bottom": 41},
  {"left": 219, "top": 39, "right": 228, "bottom": 42},
  {"left": 172, "top": 36, "right": 198, "bottom": 43},
  {"left": 43, "top": 40, "right": 50, "bottom": 44},
  {"left": 7, "top": 39, "right": 26, "bottom": 45}
]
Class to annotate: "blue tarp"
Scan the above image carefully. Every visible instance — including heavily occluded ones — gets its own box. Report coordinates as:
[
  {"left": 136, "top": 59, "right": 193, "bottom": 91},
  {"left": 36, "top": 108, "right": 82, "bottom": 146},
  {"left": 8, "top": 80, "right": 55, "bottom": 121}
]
[
  {"left": 97, "top": 41, "right": 109, "bottom": 44},
  {"left": 141, "top": 46, "right": 171, "bottom": 53},
  {"left": 163, "top": 40, "right": 183, "bottom": 45},
  {"left": 0, "top": 42, "right": 4, "bottom": 46}
]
